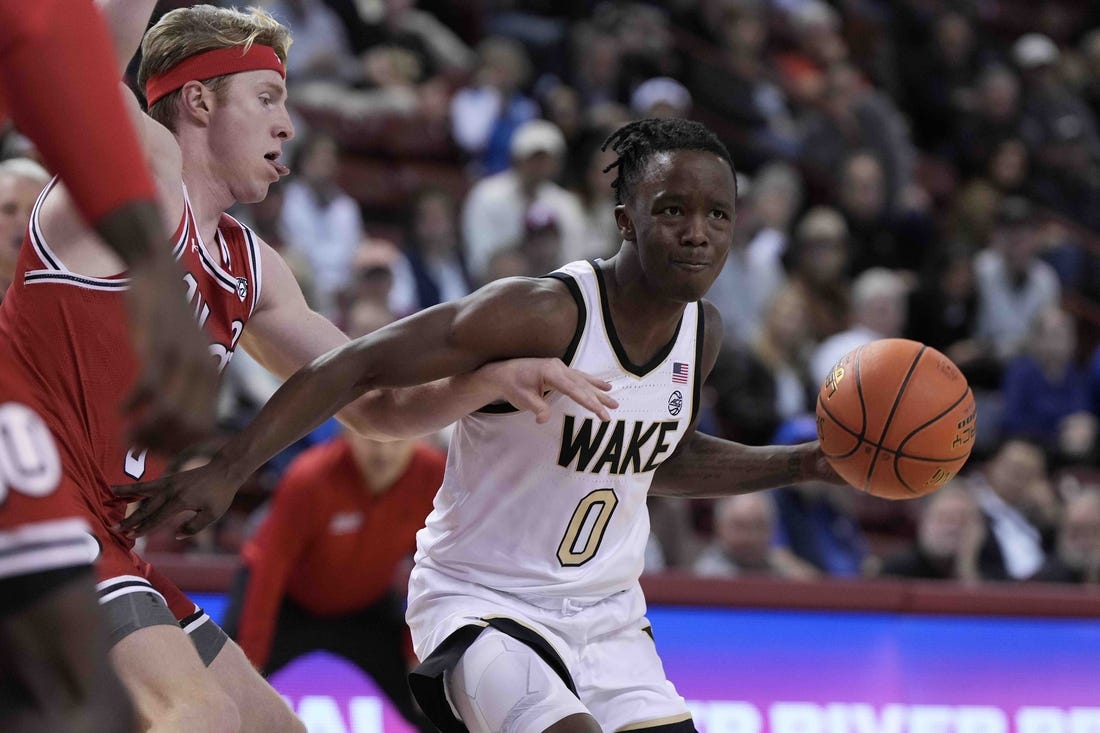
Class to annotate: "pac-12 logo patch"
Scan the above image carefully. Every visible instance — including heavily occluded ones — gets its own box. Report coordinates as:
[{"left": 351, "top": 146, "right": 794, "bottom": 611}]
[
  {"left": 668, "top": 390, "right": 683, "bottom": 416},
  {"left": 236, "top": 277, "right": 249, "bottom": 301}
]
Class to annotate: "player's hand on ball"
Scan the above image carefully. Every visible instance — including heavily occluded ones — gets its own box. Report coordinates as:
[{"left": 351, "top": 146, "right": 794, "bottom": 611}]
[
  {"left": 111, "top": 459, "right": 238, "bottom": 539},
  {"left": 803, "top": 442, "right": 847, "bottom": 486},
  {"left": 479, "top": 358, "right": 618, "bottom": 423}
]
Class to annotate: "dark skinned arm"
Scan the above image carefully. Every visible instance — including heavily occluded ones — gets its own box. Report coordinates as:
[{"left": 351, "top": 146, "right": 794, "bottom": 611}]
[
  {"left": 650, "top": 301, "right": 839, "bottom": 498},
  {"left": 116, "top": 277, "right": 580, "bottom": 537}
]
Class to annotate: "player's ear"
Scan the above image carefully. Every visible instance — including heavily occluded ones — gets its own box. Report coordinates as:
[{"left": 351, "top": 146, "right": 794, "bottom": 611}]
[
  {"left": 178, "top": 80, "right": 213, "bottom": 125},
  {"left": 614, "top": 205, "right": 635, "bottom": 243}
]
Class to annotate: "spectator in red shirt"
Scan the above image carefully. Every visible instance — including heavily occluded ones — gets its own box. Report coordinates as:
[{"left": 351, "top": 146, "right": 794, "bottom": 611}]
[{"left": 228, "top": 301, "right": 441, "bottom": 730}]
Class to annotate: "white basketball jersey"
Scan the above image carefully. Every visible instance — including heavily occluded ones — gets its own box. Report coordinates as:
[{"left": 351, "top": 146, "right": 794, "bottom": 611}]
[{"left": 414, "top": 260, "right": 704, "bottom": 602}]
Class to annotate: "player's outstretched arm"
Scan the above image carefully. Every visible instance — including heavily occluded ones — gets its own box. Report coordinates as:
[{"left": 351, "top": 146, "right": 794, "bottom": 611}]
[
  {"left": 241, "top": 240, "right": 615, "bottom": 440},
  {"left": 650, "top": 301, "right": 843, "bottom": 498},
  {"left": 649, "top": 433, "right": 836, "bottom": 498},
  {"left": 0, "top": 571, "right": 136, "bottom": 733},
  {"left": 115, "top": 277, "right": 586, "bottom": 537}
]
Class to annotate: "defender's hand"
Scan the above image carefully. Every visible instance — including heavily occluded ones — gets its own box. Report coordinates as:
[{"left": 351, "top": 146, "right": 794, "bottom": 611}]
[
  {"left": 112, "top": 458, "right": 239, "bottom": 538},
  {"left": 479, "top": 358, "right": 618, "bottom": 423},
  {"left": 123, "top": 258, "right": 218, "bottom": 453}
]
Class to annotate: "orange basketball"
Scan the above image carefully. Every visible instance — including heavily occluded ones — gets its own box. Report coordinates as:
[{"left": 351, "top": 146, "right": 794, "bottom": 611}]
[{"left": 815, "top": 338, "right": 976, "bottom": 500}]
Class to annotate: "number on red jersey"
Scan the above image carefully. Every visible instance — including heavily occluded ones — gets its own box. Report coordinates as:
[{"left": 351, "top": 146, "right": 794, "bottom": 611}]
[{"left": 0, "top": 402, "right": 62, "bottom": 504}]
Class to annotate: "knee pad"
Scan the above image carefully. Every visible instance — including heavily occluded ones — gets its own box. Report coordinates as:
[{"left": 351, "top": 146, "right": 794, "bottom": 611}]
[{"left": 446, "top": 630, "right": 587, "bottom": 733}]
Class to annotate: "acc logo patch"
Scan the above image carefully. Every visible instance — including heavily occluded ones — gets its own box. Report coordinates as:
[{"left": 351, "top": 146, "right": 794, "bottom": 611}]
[{"left": 668, "top": 390, "right": 683, "bottom": 416}]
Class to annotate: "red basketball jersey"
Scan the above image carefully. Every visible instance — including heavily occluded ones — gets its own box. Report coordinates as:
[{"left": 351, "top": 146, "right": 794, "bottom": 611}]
[
  {"left": 0, "top": 181, "right": 262, "bottom": 530},
  {"left": 0, "top": 347, "right": 98, "bottom": 582}
]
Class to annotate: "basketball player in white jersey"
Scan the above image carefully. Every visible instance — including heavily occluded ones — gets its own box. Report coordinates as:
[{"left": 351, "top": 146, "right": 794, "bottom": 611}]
[{"left": 120, "top": 118, "right": 844, "bottom": 732}]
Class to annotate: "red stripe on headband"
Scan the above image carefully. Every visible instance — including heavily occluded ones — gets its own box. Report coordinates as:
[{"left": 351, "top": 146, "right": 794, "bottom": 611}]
[{"left": 145, "top": 44, "right": 285, "bottom": 107}]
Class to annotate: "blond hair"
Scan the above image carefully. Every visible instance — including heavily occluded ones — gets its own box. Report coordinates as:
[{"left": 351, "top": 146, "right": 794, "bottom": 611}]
[{"left": 138, "top": 5, "right": 291, "bottom": 131}]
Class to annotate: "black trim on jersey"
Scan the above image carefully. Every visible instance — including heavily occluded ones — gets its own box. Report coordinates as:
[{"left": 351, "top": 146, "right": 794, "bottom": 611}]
[
  {"left": 543, "top": 272, "right": 586, "bottom": 367},
  {"left": 474, "top": 272, "right": 588, "bottom": 416},
  {"left": 0, "top": 564, "right": 92, "bottom": 617},
  {"left": 240, "top": 222, "right": 262, "bottom": 315},
  {"left": 591, "top": 260, "right": 683, "bottom": 377},
  {"left": 178, "top": 608, "right": 206, "bottom": 628},
  {"left": 172, "top": 199, "right": 193, "bottom": 260},
  {"left": 195, "top": 240, "right": 240, "bottom": 293},
  {"left": 24, "top": 271, "right": 129, "bottom": 289},
  {"left": 689, "top": 302, "right": 705, "bottom": 428},
  {"left": 631, "top": 720, "right": 699, "bottom": 732},
  {"left": 643, "top": 624, "right": 655, "bottom": 640},
  {"left": 476, "top": 401, "right": 519, "bottom": 414},
  {"left": 172, "top": 222, "right": 189, "bottom": 259},
  {"left": 28, "top": 178, "right": 62, "bottom": 270},
  {"left": 96, "top": 579, "right": 154, "bottom": 598},
  {"left": 215, "top": 231, "right": 232, "bottom": 269},
  {"left": 408, "top": 617, "right": 578, "bottom": 733},
  {"left": 0, "top": 536, "right": 91, "bottom": 561}
]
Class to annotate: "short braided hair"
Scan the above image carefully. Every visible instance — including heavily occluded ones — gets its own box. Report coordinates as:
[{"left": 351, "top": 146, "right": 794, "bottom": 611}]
[{"left": 601, "top": 119, "right": 734, "bottom": 205}]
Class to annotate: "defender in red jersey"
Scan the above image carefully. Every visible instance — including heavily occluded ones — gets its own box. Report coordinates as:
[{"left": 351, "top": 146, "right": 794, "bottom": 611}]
[
  {"left": 1, "top": 3, "right": 615, "bottom": 731},
  {"left": 0, "top": 0, "right": 221, "bottom": 729}
]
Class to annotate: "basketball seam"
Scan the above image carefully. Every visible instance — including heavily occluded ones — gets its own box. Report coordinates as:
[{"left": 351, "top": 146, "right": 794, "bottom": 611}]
[
  {"left": 854, "top": 343, "right": 868, "bottom": 443},
  {"left": 863, "top": 345, "right": 926, "bottom": 493},
  {"left": 892, "top": 386, "right": 974, "bottom": 493},
  {"left": 820, "top": 395, "right": 974, "bottom": 461},
  {"left": 817, "top": 343, "right": 871, "bottom": 461},
  {"left": 816, "top": 395, "right": 867, "bottom": 459}
]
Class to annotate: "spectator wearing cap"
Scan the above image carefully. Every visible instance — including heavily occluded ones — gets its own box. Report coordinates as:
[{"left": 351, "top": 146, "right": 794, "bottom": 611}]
[
  {"left": 973, "top": 197, "right": 1061, "bottom": 364},
  {"left": 631, "top": 77, "right": 692, "bottom": 119},
  {"left": 461, "top": 119, "right": 585, "bottom": 282}
]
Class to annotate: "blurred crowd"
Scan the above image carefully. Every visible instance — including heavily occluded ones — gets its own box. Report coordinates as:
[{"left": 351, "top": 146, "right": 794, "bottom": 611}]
[{"left": 4, "top": 0, "right": 1100, "bottom": 590}]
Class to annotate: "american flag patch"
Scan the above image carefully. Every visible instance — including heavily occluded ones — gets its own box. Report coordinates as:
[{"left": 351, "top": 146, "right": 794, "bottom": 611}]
[{"left": 672, "top": 362, "right": 689, "bottom": 384}]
